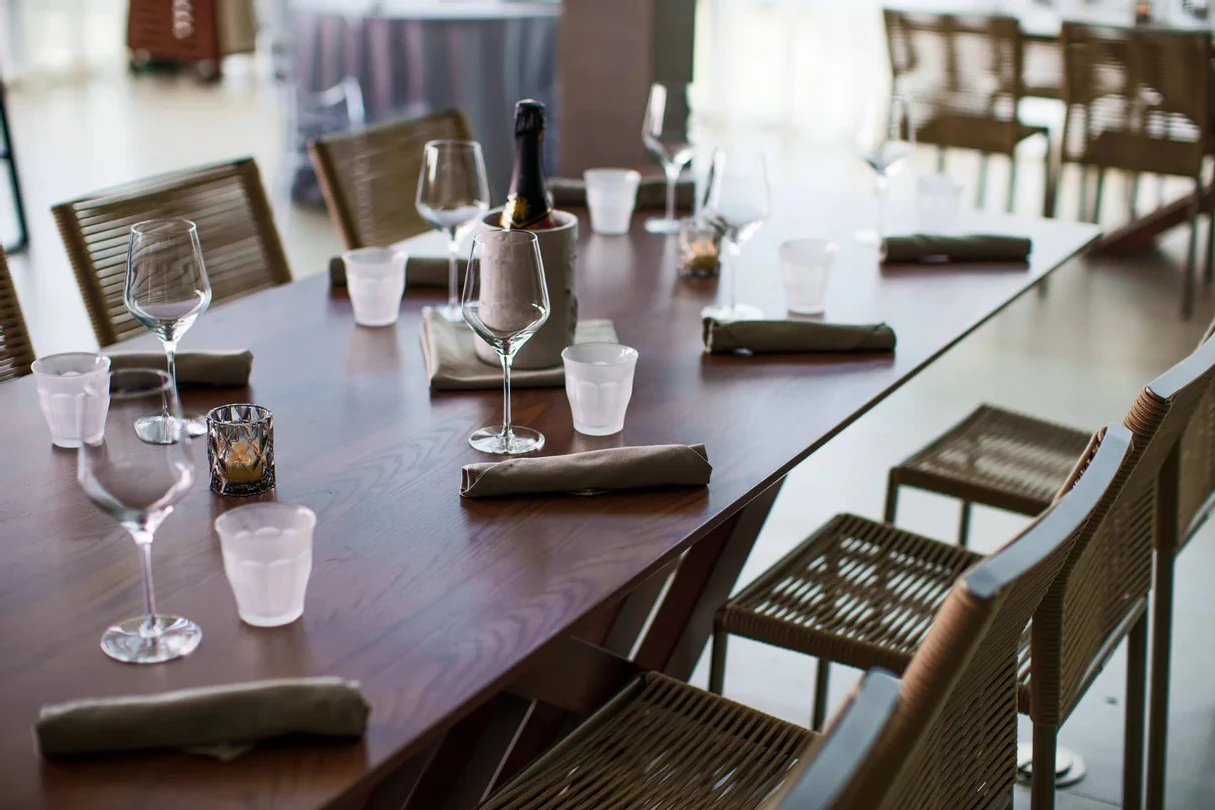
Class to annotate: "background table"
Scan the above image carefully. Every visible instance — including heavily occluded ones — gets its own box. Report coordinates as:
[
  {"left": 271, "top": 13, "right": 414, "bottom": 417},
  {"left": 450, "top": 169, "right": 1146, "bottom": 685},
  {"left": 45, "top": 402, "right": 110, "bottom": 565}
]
[{"left": 0, "top": 198, "right": 1099, "bottom": 809}]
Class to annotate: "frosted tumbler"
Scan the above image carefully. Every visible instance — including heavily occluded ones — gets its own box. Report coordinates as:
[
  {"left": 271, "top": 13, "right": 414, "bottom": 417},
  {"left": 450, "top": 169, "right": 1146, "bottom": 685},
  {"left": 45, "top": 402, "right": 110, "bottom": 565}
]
[
  {"left": 584, "top": 169, "right": 641, "bottom": 235},
  {"left": 916, "top": 174, "right": 962, "bottom": 234},
  {"left": 343, "top": 247, "right": 406, "bottom": 327},
  {"left": 780, "top": 239, "right": 838, "bottom": 315},
  {"left": 562, "top": 343, "right": 639, "bottom": 436},
  {"left": 215, "top": 503, "right": 316, "bottom": 627},
  {"left": 31, "top": 353, "right": 111, "bottom": 448}
]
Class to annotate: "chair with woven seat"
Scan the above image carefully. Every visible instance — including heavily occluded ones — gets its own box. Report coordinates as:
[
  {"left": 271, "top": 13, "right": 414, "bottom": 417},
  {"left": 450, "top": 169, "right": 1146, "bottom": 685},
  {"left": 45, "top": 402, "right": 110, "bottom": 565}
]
[
  {"left": 308, "top": 109, "right": 473, "bottom": 250},
  {"left": 52, "top": 158, "right": 290, "bottom": 347},
  {"left": 883, "top": 10, "right": 1052, "bottom": 214},
  {"left": 0, "top": 247, "right": 34, "bottom": 382},
  {"left": 1058, "top": 23, "right": 1215, "bottom": 316},
  {"left": 713, "top": 331, "right": 1215, "bottom": 809},
  {"left": 491, "top": 424, "right": 1130, "bottom": 810}
]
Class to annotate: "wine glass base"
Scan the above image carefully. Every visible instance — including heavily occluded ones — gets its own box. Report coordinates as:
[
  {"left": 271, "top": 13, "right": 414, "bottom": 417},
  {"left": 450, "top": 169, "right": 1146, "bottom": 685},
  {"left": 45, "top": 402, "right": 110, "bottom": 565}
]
[
  {"left": 700, "top": 303, "right": 765, "bottom": 322},
  {"left": 436, "top": 303, "right": 465, "bottom": 323},
  {"left": 100, "top": 614, "right": 202, "bottom": 664},
  {"left": 134, "top": 414, "right": 187, "bottom": 444},
  {"left": 854, "top": 228, "right": 882, "bottom": 245},
  {"left": 183, "top": 413, "right": 207, "bottom": 437},
  {"left": 469, "top": 425, "right": 545, "bottom": 455},
  {"left": 644, "top": 217, "right": 682, "bottom": 235}
]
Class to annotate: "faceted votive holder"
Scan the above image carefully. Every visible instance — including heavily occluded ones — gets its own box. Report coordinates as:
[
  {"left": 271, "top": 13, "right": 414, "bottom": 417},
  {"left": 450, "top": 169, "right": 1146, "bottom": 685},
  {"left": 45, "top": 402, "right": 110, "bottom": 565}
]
[
  {"left": 207, "top": 403, "right": 276, "bottom": 497},
  {"left": 678, "top": 217, "right": 722, "bottom": 278}
]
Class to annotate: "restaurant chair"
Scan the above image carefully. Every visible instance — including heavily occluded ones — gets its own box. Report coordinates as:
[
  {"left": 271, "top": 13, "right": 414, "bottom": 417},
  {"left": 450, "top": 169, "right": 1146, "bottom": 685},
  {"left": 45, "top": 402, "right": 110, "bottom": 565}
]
[
  {"left": 1058, "top": 23, "right": 1214, "bottom": 317},
  {"left": 0, "top": 247, "right": 34, "bottom": 382},
  {"left": 308, "top": 109, "right": 474, "bottom": 249},
  {"left": 52, "top": 157, "right": 291, "bottom": 348},
  {"left": 883, "top": 10, "right": 1051, "bottom": 214},
  {"left": 496, "top": 423, "right": 1130, "bottom": 810},
  {"left": 712, "top": 330, "right": 1215, "bottom": 809}
]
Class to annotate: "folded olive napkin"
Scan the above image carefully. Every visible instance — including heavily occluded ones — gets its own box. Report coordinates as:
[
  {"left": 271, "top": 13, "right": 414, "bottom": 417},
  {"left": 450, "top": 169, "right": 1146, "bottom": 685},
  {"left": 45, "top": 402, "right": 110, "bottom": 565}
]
[
  {"left": 461, "top": 444, "right": 712, "bottom": 498},
  {"left": 36, "top": 677, "right": 370, "bottom": 759},
  {"left": 421, "top": 308, "right": 618, "bottom": 391},
  {"left": 106, "top": 350, "right": 253, "bottom": 387},
  {"left": 548, "top": 176, "right": 695, "bottom": 211},
  {"left": 703, "top": 318, "right": 896, "bottom": 355},
  {"left": 882, "top": 235, "right": 1032, "bottom": 264},
  {"left": 330, "top": 255, "right": 466, "bottom": 289}
]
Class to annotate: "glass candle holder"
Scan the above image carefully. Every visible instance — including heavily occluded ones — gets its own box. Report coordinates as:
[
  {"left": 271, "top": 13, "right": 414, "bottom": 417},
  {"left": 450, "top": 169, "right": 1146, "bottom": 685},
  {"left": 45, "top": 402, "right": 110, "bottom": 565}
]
[
  {"left": 207, "top": 404, "right": 276, "bottom": 497},
  {"left": 678, "top": 216, "right": 722, "bottom": 278}
]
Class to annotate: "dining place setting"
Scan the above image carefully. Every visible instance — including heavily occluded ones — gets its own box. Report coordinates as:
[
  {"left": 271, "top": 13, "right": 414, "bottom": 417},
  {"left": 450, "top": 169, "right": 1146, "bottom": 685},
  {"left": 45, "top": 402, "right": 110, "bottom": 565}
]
[{"left": 18, "top": 35, "right": 1215, "bottom": 807}]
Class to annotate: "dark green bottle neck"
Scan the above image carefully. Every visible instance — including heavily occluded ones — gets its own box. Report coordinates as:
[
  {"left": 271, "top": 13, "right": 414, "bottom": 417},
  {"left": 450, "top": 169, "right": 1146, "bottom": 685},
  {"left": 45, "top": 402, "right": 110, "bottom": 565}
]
[{"left": 505, "top": 130, "right": 551, "bottom": 226}]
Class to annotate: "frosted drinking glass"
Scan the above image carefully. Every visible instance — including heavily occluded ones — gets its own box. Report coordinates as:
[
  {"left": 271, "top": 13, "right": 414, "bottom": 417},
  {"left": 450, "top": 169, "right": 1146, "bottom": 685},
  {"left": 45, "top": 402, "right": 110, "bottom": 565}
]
[
  {"left": 31, "top": 353, "right": 111, "bottom": 448},
  {"left": 584, "top": 168, "right": 641, "bottom": 235},
  {"left": 215, "top": 503, "right": 316, "bottom": 627},
  {"left": 343, "top": 247, "right": 406, "bottom": 327},
  {"left": 562, "top": 343, "right": 639, "bottom": 436},
  {"left": 780, "top": 239, "right": 838, "bottom": 315}
]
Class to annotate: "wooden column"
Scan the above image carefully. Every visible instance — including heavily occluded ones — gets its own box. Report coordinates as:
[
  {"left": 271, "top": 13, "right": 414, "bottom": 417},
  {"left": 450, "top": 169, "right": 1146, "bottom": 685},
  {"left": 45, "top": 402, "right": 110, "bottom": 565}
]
[{"left": 556, "top": 0, "right": 697, "bottom": 174}]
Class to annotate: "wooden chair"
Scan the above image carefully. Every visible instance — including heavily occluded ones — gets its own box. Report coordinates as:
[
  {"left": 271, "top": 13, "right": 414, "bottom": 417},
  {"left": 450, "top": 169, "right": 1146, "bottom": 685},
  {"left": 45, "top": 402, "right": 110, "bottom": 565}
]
[
  {"left": 883, "top": 10, "right": 1051, "bottom": 214},
  {"left": 493, "top": 423, "right": 1130, "bottom": 810},
  {"left": 0, "top": 247, "right": 34, "bottom": 382},
  {"left": 1058, "top": 23, "right": 1214, "bottom": 317},
  {"left": 308, "top": 109, "right": 474, "bottom": 249},
  {"left": 52, "top": 158, "right": 291, "bottom": 347}
]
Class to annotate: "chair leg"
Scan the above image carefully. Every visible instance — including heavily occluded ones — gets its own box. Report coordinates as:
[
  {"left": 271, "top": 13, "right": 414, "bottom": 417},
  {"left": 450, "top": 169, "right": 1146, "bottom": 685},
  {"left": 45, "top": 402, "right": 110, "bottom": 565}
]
[
  {"left": 708, "top": 627, "right": 728, "bottom": 695},
  {"left": 1031, "top": 721, "right": 1059, "bottom": 810},
  {"left": 883, "top": 474, "right": 900, "bottom": 525},
  {"left": 1078, "top": 167, "right": 1090, "bottom": 221},
  {"left": 1145, "top": 552, "right": 1175, "bottom": 810},
  {"left": 1123, "top": 611, "right": 1147, "bottom": 810},
  {"left": 1183, "top": 189, "right": 1200, "bottom": 319},
  {"left": 1006, "top": 152, "right": 1018, "bottom": 213},
  {"left": 937, "top": 146, "right": 947, "bottom": 173},
  {"left": 1091, "top": 168, "right": 1106, "bottom": 224},
  {"left": 812, "top": 657, "right": 830, "bottom": 732},
  {"left": 957, "top": 501, "right": 973, "bottom": 549},
  {"left": 977, "top": 154, "right": 990, "bottom": 209},
  {"left": 0, "top": 84, "right": 29, "bottom": 253},
  {"left": 1205, "top": 204, "right": 1215, "bottom": 285},
  {"left": 1128, "top": 171, "right": 1140, "bottom": 220},
  {"left": 1041, "top": 134, "right": 1055, "bottom": 219}
]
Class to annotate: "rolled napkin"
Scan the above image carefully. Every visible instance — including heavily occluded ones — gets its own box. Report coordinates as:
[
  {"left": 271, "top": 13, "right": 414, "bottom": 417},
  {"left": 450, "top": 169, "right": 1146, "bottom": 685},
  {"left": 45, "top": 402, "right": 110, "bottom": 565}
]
[
  {"left": 330, "top": 255, "right": 466, "bottom": 289},
  {"left": 548, "top": 176, "right": 696, "bottom": 211},
  {"left": 421, "top": 308, "right": 618, "bottom": 390},
  {"left": 461, "top": 444, "right": 712, "bottom": 498},
  {"left": 882, "top": 235, "right": 1032, "bottom": 264},
  {"left": 703, "top": 318, "right": 896, "bottom": 355},
  {"left": 106, "top": 349, "right": 253, "bottom": 387},
  {"left": 36, "top": 677, "right": 370, "bottom": 759}
]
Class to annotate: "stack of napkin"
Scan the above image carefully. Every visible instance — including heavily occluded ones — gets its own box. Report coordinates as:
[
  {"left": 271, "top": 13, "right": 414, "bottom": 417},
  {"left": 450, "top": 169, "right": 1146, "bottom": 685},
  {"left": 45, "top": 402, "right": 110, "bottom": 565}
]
[
  {"left": 106, "top": 350, "right": 253, "bottom": 387},
  {"left": 548, "top": 176, "right": 696, "bottom": 211},
  {"left": 702, "top": 319, "right": 896, "bottom": 355},
  {"left": 461, "top": 444, "right": 712, "bottom": 497},
  {"left": 882, "top": 235, "right": 1031, "bottom": 265}
]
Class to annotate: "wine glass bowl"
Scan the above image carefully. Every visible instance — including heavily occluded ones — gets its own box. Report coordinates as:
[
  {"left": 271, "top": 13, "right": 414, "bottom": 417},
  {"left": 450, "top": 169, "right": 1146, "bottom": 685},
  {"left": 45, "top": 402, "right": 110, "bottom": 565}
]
[
  {"left": 124, "top": 219, "right": 212, "bottom": 441},
  {"left": 77, "top": 368, "right": 200, "bottom": 664},
  {"left": 461, "top": 230, "right": 551, "bottom": 455},
  {"left": 642, "top": 82, "right": 697, "bottom": 234},
  {"left": 417, "top": 139, "right": 491, "bottom": 321},
  {"left": 856, "top": 96, "right": 914, "bottom": 244},
  {"left": 700, "top": 148, "right": 771, "bottom": 322}
]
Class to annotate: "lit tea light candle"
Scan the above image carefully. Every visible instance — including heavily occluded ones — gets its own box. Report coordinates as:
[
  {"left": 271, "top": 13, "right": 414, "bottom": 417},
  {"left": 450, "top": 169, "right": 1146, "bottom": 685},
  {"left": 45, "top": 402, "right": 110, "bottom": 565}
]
[
  {"left": 678, "top": 217, "right": 722, "bottom": 278},
  {"left": 222, "top": 440, "right": 263, "bottom": 484}
]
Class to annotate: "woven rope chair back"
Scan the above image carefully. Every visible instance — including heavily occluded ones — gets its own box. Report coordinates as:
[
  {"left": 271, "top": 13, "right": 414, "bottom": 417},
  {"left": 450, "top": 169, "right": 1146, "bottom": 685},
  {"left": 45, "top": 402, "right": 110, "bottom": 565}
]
[
  {"left": 1177, "top": 316, "right": 1215, "bottom": 540},
  {"left": 883, "top": 10, "right": 1026, "bottom": 150},
  {"left": 1060, "top": 23, "right": 1211, "bottom": 177},
  {"left": 1038, "top": 331, "right": 1215, "bottom": 724},
  {"left": 308, "top": 109, "right": 473, "bottom": 250},
  {"left": 850, "top": 424, "right": 1134, "bottom": 809},
  {"left": 52, "top": 158, "right": 290, "bottom": 348},
  {"left": 0, "top": 247, "right": 33, "bottom": 382}
]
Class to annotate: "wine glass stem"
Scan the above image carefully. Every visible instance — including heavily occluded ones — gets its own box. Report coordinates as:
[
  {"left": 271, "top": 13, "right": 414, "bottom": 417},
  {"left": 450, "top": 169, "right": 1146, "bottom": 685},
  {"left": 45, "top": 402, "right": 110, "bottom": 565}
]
[
  {"left": 875, "top": 175, "right": 889, "bottom": 240},
  {"left": 162, "top": 339, "right": 179, "bottom": 421},
  {"left": 726, "top": 237, "right": 742, "bottom": 313},
  {"left": 447, "top": 234, "right": 460, "bottom": 312},
  {"left": 664, "top": 165, "right": 679, "bottom": 223},
  {"left": 130, "top": 528, "right": 159, "bottom": 636},
  {"left": 500, "top": 352, "right": 514, "bottom": 439}
]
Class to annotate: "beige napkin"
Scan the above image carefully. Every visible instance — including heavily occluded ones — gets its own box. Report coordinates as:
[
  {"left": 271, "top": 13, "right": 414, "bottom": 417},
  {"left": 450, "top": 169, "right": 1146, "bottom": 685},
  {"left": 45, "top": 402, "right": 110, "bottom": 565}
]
[
  {"left": 36, "top": 677, "right": 369, "bottom": 759},
  {"left": 703, "top": 319, "right": 896, "bottom": 355},
  {"left": 106, "top": 350, "right": 253, "bottom": 387},
  {"left": 548, "top": 176, "right": 696, "bottom": 211},
  {"left": 882, "top": 235, "right": 1031, "bottom": 264},
  {"left": 330, "top": 256, "right": 465, "bottom": 289},
  {"left": 461, "top": 444, "right": 712, "bottom": 498},
  {"left": 421, "top": 308, "right": 618, "bottom": 391}
]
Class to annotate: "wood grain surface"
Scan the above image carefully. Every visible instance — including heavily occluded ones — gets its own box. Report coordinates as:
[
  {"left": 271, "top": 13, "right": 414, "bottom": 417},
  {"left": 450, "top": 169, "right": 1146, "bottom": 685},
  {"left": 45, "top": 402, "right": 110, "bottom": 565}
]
[{"left": 0, "top": 197, "right": 1099, "bottom": 809}]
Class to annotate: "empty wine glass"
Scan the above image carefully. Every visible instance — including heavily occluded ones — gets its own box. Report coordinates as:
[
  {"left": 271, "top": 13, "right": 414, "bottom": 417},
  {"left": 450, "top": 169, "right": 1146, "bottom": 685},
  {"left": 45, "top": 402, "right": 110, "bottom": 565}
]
[
  {"left": 856, "top": 96, "right": 914, "bottom": 244},
  {"left": 700, "top": 149, "right": 771, "bottom": 322},
  {"left": 124, "top": 219, "right": 212, "bottom": 442},
  {"left": 417, "top": 139, "right": 491, "bottom": 321},
  {"left": 642, "top": 82, "right": 697, "bottom": 234},
  {"left": 461, "top": 230, "right": 551, "bottom": 455},
  {"left": 78, "top": 369, "right": 199, "bottom": 664}
]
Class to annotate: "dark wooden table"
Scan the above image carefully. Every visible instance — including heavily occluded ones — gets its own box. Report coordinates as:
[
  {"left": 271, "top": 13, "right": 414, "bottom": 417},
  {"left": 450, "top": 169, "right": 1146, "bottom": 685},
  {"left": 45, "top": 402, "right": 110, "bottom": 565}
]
[{"left": 0, "top": 198, "right": 1099, "bottom": 809}]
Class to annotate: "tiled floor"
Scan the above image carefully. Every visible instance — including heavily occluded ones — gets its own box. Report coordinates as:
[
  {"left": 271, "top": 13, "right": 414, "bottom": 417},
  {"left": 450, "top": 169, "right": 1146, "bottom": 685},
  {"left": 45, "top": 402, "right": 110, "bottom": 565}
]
[{"left": 4, "top": 24, "right": 1215, "bottom": 810}]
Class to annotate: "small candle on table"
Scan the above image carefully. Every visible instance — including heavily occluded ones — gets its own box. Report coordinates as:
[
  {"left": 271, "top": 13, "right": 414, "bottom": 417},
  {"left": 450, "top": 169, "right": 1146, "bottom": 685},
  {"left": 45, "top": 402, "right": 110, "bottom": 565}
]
[{"left": 222, "top": 440, "right": 263, "bottom": 484}]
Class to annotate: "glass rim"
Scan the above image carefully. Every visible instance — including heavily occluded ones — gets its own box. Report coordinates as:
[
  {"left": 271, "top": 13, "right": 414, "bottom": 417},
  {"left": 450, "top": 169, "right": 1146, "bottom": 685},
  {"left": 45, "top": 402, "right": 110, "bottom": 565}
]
[
  {"left": 473, "top": 229, "right": 539, "bottom": 247},
  {"left": 424, "top": 138, "right": 483, "bottom": 153},
  {"left": 562, "top": 342, "right": 639, "bottom": 364},
  {"left": 214, "top": 502, "right": 316, "bottom": 535},
  {"left": 31, "top": 352, "right": 111, "bottom": 376},
  {"left": 207, "top": 403, "right": 273, "bottom": 426},
  {"left": 131, "top": 218, "right": 198, "bottom": 237}
]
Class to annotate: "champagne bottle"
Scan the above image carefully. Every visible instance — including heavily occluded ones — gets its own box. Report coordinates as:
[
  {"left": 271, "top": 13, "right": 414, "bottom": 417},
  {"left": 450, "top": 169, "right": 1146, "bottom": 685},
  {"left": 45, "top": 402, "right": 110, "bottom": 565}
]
[{"left": 500, "top": 99, "right": 559, "bottom": 231}]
